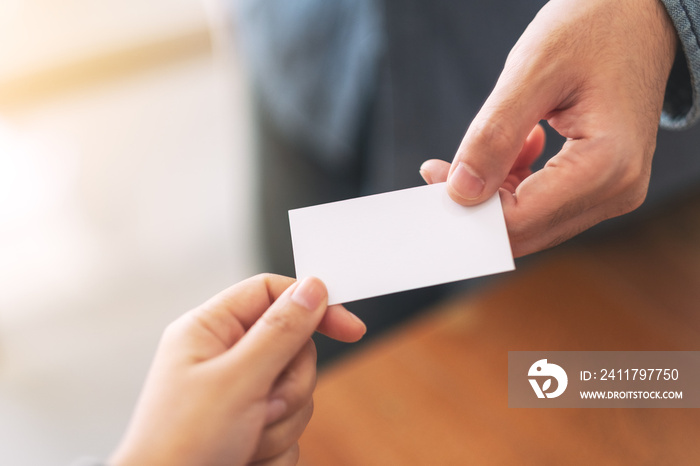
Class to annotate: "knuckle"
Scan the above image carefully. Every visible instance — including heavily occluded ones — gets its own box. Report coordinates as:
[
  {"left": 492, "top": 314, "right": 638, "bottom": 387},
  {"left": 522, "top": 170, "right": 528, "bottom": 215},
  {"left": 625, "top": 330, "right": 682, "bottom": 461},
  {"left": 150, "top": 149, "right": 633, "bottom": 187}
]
[
  {"left": 260, "top": 309, "right": 298, "bottom": 335},
  {"left": 297, "top": 399, "right": 315, "bottom": 432},
  {"left": 617, "top": 185, "right": 648, "bottom": 216},
  {"left": 468, "top": 116, "right": 518, "bottom": 158},
  {"left": 256, "top": 425, "right": 295, "bottom": 462},
  {"left": 161, "top": 314, "right": 189, "bottom": 343},
  {"left": 506, "top": 222, "right": 528, "bottom": 248},
  {"left": 161, "top": 320, "right": 179, "bottom": 340},
  {"left": 629, "top": 188, "right": 647, "bottom": 210},
  {"left": 617, "top": 158, "right": 646, "bottom": 191},
  {"left": 611, "top": 156, "right": 650, "bottom": 215},
  {"left": 281, "top": 363, "right": 316, "bottom": 408},
  {"left": 257, "top": 272, "right": 280, "bottom": 284},
  {"left": 305, "top": 339, "right": 318, "bottom": 366},
  {"left": 285, "top": 443, "right": 301, "bottom": 466}
]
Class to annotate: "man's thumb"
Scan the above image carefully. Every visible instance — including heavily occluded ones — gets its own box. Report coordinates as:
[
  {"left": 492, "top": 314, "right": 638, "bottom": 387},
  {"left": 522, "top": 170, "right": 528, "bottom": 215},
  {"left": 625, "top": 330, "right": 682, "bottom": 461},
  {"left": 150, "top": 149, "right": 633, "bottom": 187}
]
[{"left": 447, "top": 112, "right": 537, "bottom": 205}]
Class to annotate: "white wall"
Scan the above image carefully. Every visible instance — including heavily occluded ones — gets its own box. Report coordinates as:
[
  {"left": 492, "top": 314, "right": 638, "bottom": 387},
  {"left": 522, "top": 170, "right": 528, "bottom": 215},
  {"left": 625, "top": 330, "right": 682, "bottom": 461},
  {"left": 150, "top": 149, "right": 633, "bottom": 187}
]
[{"left": 0, "top": 1, "right": 259, "bottom": 464}]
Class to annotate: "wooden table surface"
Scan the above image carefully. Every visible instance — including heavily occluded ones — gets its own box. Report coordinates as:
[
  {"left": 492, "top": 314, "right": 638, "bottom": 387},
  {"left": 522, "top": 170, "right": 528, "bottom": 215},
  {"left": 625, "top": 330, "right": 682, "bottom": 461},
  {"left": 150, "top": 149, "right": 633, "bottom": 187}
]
[{"left": 299, "top": 194, "right": 700, "bottom": 465}]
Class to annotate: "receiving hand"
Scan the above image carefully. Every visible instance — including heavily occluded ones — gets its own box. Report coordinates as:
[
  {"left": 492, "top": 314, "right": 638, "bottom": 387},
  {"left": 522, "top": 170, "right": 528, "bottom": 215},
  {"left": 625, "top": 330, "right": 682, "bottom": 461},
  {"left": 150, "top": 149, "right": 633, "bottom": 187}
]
[{"left": 110, "top": 274, "right": 365, "bottom": 466}]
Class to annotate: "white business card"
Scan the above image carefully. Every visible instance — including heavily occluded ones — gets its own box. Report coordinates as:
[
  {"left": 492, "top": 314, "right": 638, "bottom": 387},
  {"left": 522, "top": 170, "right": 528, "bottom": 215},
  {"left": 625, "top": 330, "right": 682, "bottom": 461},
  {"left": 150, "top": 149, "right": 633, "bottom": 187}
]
[{"left": 289, "top": 183, "right": 514, "bottom": 305}]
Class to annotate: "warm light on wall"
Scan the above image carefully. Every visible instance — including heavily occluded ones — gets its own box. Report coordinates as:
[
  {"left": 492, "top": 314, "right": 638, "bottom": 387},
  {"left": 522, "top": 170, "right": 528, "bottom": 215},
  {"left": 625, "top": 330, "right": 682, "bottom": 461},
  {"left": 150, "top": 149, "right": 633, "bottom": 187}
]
[
  {"left": 0, "top": 120, "right": 97, "bottom": 319},
  {"left": 0, "top": 121, "right": 67, "bottom": 223},
  {"left": 0, "top": 0, "right": 211, "bottom": 107}
]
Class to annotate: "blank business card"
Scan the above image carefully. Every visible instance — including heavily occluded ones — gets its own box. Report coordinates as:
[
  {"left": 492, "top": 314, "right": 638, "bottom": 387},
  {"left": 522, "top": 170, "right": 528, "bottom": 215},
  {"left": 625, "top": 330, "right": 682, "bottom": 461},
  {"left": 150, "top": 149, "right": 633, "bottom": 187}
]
[{"left": 289, "top": 183, "right": 514, "bottom": 305}]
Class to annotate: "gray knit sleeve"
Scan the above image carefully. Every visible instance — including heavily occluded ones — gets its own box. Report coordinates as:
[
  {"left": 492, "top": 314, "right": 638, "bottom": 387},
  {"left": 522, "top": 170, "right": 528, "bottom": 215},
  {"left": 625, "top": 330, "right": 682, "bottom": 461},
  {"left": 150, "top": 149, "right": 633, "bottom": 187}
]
[{"left": 659, "top": 0, "right": 700, "bottom": 129}]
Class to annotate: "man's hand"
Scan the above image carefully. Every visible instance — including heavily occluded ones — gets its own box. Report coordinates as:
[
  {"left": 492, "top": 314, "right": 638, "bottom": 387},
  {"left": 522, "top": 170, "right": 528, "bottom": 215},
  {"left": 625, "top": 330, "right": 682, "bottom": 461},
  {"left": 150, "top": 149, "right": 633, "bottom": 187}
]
[
  {"left": 110, "top": 274, "right": 365, "bottom": 466},
  {"left": 420, "top": 0, "right": 678, "bottom": 257}
]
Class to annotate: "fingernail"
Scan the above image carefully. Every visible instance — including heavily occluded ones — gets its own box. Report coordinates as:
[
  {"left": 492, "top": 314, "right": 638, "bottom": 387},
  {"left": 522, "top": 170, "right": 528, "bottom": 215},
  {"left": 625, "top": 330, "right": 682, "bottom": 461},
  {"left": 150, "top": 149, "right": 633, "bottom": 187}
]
[
  {"left": 291, "top": 277, "right": 326, "bottom": 311},
  {"left": 449, "top": 162, "right": 485, "bottom": 200},
  {"left": 419, "top": 168, "right": 432, "bottom": 184}
]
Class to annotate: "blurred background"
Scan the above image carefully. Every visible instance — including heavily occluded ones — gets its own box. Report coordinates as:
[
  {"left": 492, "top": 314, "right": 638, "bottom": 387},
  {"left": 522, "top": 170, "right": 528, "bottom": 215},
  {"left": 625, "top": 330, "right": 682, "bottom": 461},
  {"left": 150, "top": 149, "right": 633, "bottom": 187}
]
[
  {"left": 0, "top": 1, "right": 260, "bottom": 463},
  {"left": 4, "top": 1, "right": 700, "bottom": 465}
]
